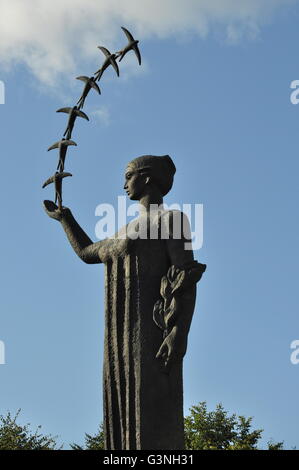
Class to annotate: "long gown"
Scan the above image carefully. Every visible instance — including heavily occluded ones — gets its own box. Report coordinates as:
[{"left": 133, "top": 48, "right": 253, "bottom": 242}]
[{"left": 98, "top": 211, "right": 190, "bottom": 450}]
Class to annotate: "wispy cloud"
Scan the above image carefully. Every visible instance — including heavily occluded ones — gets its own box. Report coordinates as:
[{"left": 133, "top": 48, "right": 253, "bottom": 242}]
[
  {"left": 91, "top": 106, "right": 111, "bottom": 126},
  {"left": 0, "top": 0, "right": 296, "bottom": 87}
]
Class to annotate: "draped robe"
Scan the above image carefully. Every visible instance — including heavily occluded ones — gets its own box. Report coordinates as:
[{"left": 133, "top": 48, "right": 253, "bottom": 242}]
[{"left": 97, "top": 211, "right": 192, "bottom": 450}]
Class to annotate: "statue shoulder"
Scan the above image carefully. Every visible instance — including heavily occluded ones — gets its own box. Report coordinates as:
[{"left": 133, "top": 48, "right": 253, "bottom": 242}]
[{"left": 159, "top": 209, "right": 191, "bottom": 240}]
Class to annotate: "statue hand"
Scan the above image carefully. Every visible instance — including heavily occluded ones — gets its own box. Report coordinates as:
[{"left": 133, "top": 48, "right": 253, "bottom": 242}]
[
  {"left": 156, "top": 326, "right": 187, "bottom": 372},
  {"left": 43, "top": 200, "right": 70, "bottom": 222}
]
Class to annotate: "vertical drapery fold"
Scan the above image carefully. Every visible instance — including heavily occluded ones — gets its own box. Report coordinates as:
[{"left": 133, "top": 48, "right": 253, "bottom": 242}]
[{"left": 103, "top": 239, "right": 185, "bottom": 450}]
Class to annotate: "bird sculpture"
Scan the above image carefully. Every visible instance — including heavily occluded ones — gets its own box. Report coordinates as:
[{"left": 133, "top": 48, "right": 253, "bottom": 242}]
[
  {"left": 117, "top": 26, "right": 141, "bottom": 65},
  {"left": 76, "top": 76, "right": 101, "bottom": 109},
  {"left": 42, "top": 172, "right": 72, "bottom": 209},
  {"left": 56, "top": 106, "right": 89, "bottom": 140},
  {"left": 47, "top": 138, "right": 77, "bottom": 172},
  {"left": 95, "top": 47, "right": 119, "bottom": 82}
]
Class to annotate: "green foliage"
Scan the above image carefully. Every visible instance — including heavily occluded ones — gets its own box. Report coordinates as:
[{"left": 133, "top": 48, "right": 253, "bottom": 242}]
[
  {"left": 0, "top": 403, "right": 283, "bottom": 451},
  {"left": 71, "top": 402, "right": 283, "bottom": 451},
  {"left": 0, "top": 410, "right": 58, "bottom": 450},
  {"left": 71, "top": 425, "right": 104, "bottom": 450},
  {"left": 184, "top": 402, "right": 283, "bottom": 450},
  {"left": 267, "top": 440, "right": 284, "bottom": 450}
]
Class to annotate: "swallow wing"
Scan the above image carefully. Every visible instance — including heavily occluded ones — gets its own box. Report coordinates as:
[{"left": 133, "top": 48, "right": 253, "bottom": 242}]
[
  {"left": 98, "top": 46, "right": 111, "bottom": 58},
  {"left": 56, "top": 107, "right": 72, "bottom": 114},
  {"left": 121, "top": 26, "right": 135, "bottom": 42},
  {"left": 60, "top": 172, "right": 72, "bottom": 179},
  {"left": 133, "top": 44, "right": 141, "bottom": 65},
  {"left": 47, "top": 141, "right": 60, "bottom": 151},
  {"left": 76, "top": 110, "right": 89, "bottom": 121},
  {"left": 76, "top": 76, "right": 89, "bottom": 83},
  {"left": 63, "top": 140, "right": 77, "bottom": 147},
  {"left": 90, "top": 80, "right": 101, "bottom": 94},
  {"left": 42, "top": 175, "right": 55, "bottom": 188},
  {"left": 110, "top": 56, "right": 120, "bottom": 76}
]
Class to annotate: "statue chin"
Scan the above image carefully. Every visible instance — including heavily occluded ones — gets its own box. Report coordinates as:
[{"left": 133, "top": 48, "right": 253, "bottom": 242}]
[{"left": 128, "top": 193, "right": 138, "bottom": 200}]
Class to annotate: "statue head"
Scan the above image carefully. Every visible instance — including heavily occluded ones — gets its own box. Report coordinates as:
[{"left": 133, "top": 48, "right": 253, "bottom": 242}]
[{"left": 124, "top": 155, "right": 176, "bottom": 201}]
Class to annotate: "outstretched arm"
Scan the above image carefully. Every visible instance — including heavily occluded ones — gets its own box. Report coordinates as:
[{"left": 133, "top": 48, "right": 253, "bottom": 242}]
[{"left": 43, "top": 200, "right": 102, "bottom": 264}]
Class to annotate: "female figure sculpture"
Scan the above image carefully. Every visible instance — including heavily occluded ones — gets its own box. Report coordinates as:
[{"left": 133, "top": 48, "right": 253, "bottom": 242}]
[{"left": 44, "top": 154, "right": 206, "bottom": 450}]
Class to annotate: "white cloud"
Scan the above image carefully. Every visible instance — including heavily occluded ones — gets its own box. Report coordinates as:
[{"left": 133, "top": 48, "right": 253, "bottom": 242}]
[
  {"left": 0, "top": 0, "right": 296, "bottom": 87},
  {"left": 92, "top": 106, "right": 111, "bottom": 126}
]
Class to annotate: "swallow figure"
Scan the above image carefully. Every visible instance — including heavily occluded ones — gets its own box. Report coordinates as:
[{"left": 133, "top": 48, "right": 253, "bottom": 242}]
[
  {"left": 94, "top": 47, "right": 119, "bottom": 82},
  {"left": 118, "top": 27, "right": 141, "bottom": 65},
  {"left": 42, "top": 172, "right": 72, "bottom": 209},
  {"left": 56, "top": 106, "right": 89, "bottom": 140},
  {"left": 76, "top": 76, "right": 101, "bottom": 109},
  {"left": 47, "top": 138, "right": 77, "bottom": 172}
]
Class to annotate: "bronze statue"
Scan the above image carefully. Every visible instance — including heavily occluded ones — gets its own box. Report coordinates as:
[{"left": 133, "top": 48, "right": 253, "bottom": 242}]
[
  {"left": 42, "top": 26, "right": 205, "bottom": 451},
  {"left": 43, "top": 154, "right": 206, "bottom": 449}
]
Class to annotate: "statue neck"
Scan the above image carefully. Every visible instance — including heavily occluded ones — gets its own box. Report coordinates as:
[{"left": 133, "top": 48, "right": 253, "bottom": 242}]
[{"left": 139, "top": 193, "right": 163, "bottom": 213}]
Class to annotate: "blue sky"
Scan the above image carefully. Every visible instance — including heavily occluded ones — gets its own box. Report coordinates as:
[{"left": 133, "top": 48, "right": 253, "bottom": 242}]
[{"left": 0, "top": 0, "right": 299, "bottom": 449}]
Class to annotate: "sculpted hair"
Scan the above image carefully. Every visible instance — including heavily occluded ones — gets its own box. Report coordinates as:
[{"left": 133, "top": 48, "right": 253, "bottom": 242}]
[{"left": 128, "top": 155, "right": 176, "bottom": 196}]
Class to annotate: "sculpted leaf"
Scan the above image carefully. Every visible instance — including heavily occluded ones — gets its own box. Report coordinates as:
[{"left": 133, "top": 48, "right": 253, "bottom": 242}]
[
  {"left": 167, "top": 265, "right": 180, "bottom": 283},
  {"left": 164, "top": 297, "right": 178, "bottom": 330},
  {"left": 160, "top": 275, "right": 171, "bottom": 301},
  {"left": 153, "top": 300, "right": 166, "bottom": 331},
  {"left": 170, "top": 271, "right": 185, "bottom": 295}
]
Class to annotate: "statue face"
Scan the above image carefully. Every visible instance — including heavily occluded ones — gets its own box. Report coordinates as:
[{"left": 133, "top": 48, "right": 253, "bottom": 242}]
[{"left": 124, "top": 167, "right": 146, "bottom": 200}]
